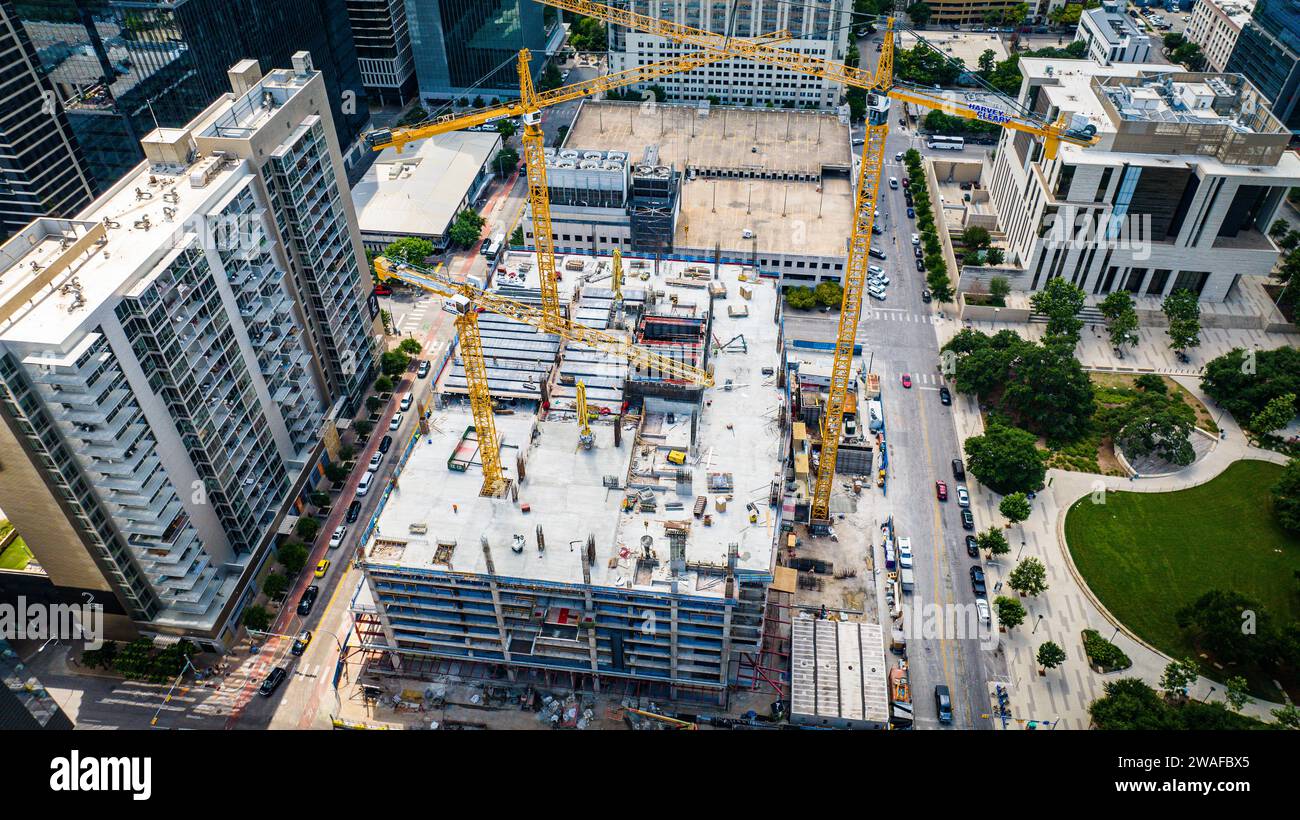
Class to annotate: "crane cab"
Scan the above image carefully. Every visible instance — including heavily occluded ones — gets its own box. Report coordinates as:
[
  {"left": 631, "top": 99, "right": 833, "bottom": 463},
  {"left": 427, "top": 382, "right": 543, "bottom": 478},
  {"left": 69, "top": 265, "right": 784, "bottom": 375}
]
[
  {"left": 441, "top": 294, "right": 472, "bottom": 316},
  {"left": 866, "top": 93, "right": 891, "bottom": 127}
]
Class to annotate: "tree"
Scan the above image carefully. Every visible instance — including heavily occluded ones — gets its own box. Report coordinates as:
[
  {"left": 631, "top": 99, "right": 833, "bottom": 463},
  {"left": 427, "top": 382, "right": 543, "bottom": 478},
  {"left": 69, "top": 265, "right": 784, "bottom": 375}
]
[
  {"left": 242, "top": 604, "right": 271, "bottom": 633},
  {"left": 510, "top": 225, "right": 525, "bottom": 247},
  {"left": 262, "top": 572, "right": 289, "bottom": 601},
  {"left": 999, "top": 492, "right": 1031, "bottom": 526},
  {"left": 365, "top": 396, "right": 383, "bottom": 414},
  {"left": 1099, "top": 290, "right": 1139, "bottom": 351},
  {"left": 926, "top": 268, "right": 954, "bottom": 303},
  {"left": 296, "top": 516, "right": 321, "bottom": 542},
  {"left": 1159, "top": 657, "right": 1199, "bottom": 699},
  {"left": 278, "top": 541, "right": 309, "bottom": 576},
  {"left": 1225, "top": 676, "right": 1253, "bottom": 713},
  {"left": 999, "top": 343, "right": 1095, "bottom": 443},
  {"left": 985, "top": 248, "right": 1005, "bottom": 266},
  {"left": 354, "top": 418, "right": 374, "bottom": 437},
  {"left": 1009, "top": 556, "right": 1048, "bottom": 596},
  {"left": 374, "top": 375, "right": 394, "bottom": 393},
  {"left": 1271, "top": 459, "right": 1300, "bottom": 533},
  {"left": 814, "top": 281, "right": 843, "bottom": 308},
  {"left": 383, "top": 237, "right": 433, "bottom": 265},
  {"left": 492, "top": 146, "right": 520, "bottom": 176},
  {"left": 1271, "top": 703, "right": 1300, "bottom": 729},
  {"left": 447, "top": 209, "right": 487, "bottom": 248},
  {"left": 1108, "top": 391, "right": 1197, "bottom": 466},
  {"left": 1272, "top": 218, "right": 1295, "bottom": 241},
  {"left": 905, "top": 1, "right": 931, "bottom": 26},
  {"left": 989, "top": 276, "right": 1011, "bottom": 305},
  {"left": 1029, "top": 277, "right": 1086, "bottom": 346},
  {"left": 994, "top": 596, "right": 1026, "bottom": 629},
  {"left": 960, "top": 225, "right": 992, "bottom": 251},
  {"left": 1202, "top": 346, "right": 1300, "bottom": 422},
  {"left": 309, "top": 491, "right": 330, "bottom": 508},
  {"left": 1176, "top": 589, "right": 1273, "bottom": 666},
  {"left": 977, "top": 49, "right": 996, "bottom": 76},
  {"left": 1090, "top": 678, "right": 1183, "bottom": 730},
  {"left": 964, "top": 421, "right": 1046, "bottom": 494},
  {"left": 1162, "top": 288, "right": 1201, "bottom": 352},
  {"left": 977, "top": 527, "right": 1011, "bottom": 558},
  {"left": 325, "top": 462, "right": 349, "bottom": 483},
  {"left": 567, "top": 15, "right": 607, "bottom": 51},
  {"left": 494, "top": 118, "right": 518, "bottom": 142},
  {"left": 1037, "top": 641, "right": 1066, "bottom": 671},
  {"left": 1250, "top": 392, "right": 1296, "bottom": 434},
  {"left": 785, "top": 286, "right": 817, "bottom": 310},
  {"left": 398, "top": 338, "right": 423, "bottom": 356},
  {"left": 537, "top": 63, "right": 563, "bottom": 92},
  {"left": 381, "top": 350, "right": 411, "bottom": 378}
]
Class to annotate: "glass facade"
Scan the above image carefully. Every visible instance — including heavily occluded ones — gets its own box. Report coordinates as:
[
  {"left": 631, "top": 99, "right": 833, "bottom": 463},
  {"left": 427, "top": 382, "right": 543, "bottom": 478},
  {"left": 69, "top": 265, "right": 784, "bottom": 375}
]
[
  {"left": 1226, "top": 0, "right": 1300, "bottom": 131},
  {"left": 12, "top": 0, "right": 370, "bottom": 194},
  {"left": 408, "top": 0, "right": 553, "bottom": 100}
]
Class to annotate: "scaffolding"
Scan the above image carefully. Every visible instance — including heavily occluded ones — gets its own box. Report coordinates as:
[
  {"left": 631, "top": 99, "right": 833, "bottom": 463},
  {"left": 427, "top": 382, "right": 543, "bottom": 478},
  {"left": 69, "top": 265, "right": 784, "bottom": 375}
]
[{"left": 734, "top": 566, "right": 794, "bottom": 697}]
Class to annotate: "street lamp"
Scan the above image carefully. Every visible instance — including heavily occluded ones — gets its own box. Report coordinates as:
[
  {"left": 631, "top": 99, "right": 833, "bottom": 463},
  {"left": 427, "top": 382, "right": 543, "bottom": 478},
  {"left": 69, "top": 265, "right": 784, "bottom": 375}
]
[{"left": 1032, "top": 614, "right": 1045, "bottom": 634}]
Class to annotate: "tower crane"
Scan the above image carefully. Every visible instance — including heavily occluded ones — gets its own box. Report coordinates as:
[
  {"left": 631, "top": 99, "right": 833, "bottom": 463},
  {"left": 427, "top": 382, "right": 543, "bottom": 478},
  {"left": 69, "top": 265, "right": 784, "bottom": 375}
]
[
  {"left": 575, "top": 380, "right": 594, "bottom": 450},
  {"left": 541, "top": 1, "right": 1101, "bottom": 525},
  {"left": 374, "top": 257, "right": 711, "bottom": 495},
  {"left": 611, "top": 248, "right": 624, "bottom": 307},
  {"left": 366, "top": 33, "right": 791, "bottom": 334}
]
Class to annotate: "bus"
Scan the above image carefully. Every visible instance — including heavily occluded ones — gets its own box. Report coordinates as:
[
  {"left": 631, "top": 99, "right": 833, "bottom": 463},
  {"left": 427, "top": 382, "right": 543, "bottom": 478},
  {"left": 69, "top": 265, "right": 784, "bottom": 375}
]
[
  {"left": 926, "top": 135, "right": 965, "bottom": 151},
  {"left": 481, "top": 231, "right": 505, "bottom": 260}
]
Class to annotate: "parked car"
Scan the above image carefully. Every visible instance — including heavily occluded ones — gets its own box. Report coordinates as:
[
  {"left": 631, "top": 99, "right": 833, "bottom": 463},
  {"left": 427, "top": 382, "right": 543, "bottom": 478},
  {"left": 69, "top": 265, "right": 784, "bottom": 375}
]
[
  {"left": 869, "top": 288, "right": 887, "bottom": 301},
  {"left": 935, "top": 685, "right": 953, "bottom": 723},
  {"left": 961, "top": 508, "right": 975, "bottom": 530},
  {"left": 957, "top": 486, "right": 970, "bottom": 507},
  {"left": 259, "top": 666, "right": 288, "bottom": 697},
  {"left": 936, "top": 480, "right": 948, "bottom": 501},
  {"left": 970, "top": 565, "right": 987, "bottom": 597},
  {"left": 921, "top": 289, "right": 932, "bottom": 303},
  {"left": 297, "top": 585, "right": 320, "bottom": 616},
  {"left": 417, "top": 360, "right": 431, "bottom": 378},
  {"left": 901, "top": 373, "right": 912, "bottom": 388},
  {"left": 399, "top": 393, "right": 412, "bottom": 412},
  {"left": 368, "top": 452, "right": 383, "bottom": 472},
  {"left": 291, "top": 630, "right": 313, "bottom": 656},
  {"left": 914, "top": 246, "right": 923, "bottom": 259},
  {"left": 346, "top": 500, "right": 362, "bottom": 524},
  {"left": 314, "top": 559, "right": 331, "bottom": 578},
  {"left": 976, "top": 597, "right": 992, "bottom": 625},
  {"left": 911, "top": 233, "right": 920, "bottom": 245},
  {"left": 966, "top": 535, "right": 979, "bottom": 558},
  {"left": 328, "top": 525, "right": 347, "bottom": 549},
  {"left": 915, "top": 258, "right": 925, "bottom": 272},
  {"left": 378, "top": 435, "right": 393, "bottom": 454},
  {"left": 906, "top": 207, "right": 915, "bottom": 219},
  {"left": 374, "top": 284, "right": 393, "bottom": 296},
  {"left": 939, "top": 386, "right": 951, "bottom": 405},
  {"left": 952, "top": 458, "right": 965, "bottom": 480},
  {"left": 389, "top": 413, "right": 403, "bottom": 431},
  {"left": 899, "top": 542, "right": 914, "bottom": 569}
]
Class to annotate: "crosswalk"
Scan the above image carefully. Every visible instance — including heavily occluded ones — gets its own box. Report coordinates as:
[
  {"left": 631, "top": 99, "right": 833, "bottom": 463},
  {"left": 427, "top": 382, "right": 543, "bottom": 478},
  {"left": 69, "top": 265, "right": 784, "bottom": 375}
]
[
  {"left": 398, "top": 303, "right": 430, "bottom": 334},
  {"left": 857, "top": 309, "right": 940, "bottom": 324}
]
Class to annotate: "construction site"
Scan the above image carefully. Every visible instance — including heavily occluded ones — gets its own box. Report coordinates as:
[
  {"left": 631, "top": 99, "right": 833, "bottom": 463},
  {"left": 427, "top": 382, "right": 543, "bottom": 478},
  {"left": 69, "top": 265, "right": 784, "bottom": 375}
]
[{"left": 354, "top": 249, "right": 806, "bottom": 709}]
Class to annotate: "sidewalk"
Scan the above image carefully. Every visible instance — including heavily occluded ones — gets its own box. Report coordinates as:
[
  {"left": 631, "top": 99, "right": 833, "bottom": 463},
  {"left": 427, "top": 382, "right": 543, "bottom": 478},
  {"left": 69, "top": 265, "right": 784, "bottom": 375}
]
[{"left": 934, "top": 316, "right": 1291, "bottom": 727}]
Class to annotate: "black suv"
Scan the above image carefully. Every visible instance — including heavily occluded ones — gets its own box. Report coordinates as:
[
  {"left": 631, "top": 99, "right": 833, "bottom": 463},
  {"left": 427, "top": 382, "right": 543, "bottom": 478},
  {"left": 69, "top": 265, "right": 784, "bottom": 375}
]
[
  {"left": 378, "top": 435, "right": 393, "bottom": 455},
  {"left": 966, "top": 535, "right": 979, "bottom": 558},
  {"left": 952, "top": 458, "right": 965, "bottom": 480},
  {"left": 939, "top": 386, "right": 951, "bottom": 406},
  {"left": 259, "top": 666, "right": 288, "bottom": 697},
  {"left": 297, "top": 585, "right": 320, "bottom": 616},
  {"left": 960, "top": 508, "right": 975, "bottom": 530},
  {"left": 346, "top": 500, "right": 362, "bottom": 524},
  {"left": 969, "top": 565, "right": 987, "bottom": 597}
]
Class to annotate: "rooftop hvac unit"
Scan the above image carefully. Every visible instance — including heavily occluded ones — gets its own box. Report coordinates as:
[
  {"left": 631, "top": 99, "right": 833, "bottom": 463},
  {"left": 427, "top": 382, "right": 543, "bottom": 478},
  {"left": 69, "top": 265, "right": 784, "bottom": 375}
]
[
  {"left": 560, "top": 149, "right": 579, "bottom": 160},
  {"left": 602, "top": 161, "right": 623, "bottom": 171},
  {"left": 557, "top": 160, "right": 576, "bottom": 169},
  {"left": 608, "top": 152, "right": 627, "bottom": 162},
  {"left": 543, "top": 147, "right": 556, "bottom": 157},
  {"left": 583, "top": 151, "right": 603, "bottom": 160},
  {"left": 654, "top": 166, "right": 670, "bottom": 178},
  {"left": 635, "top": 164, "right": 654, "bottom": 176},
  {"left": 579, "top": 159, "right": 600, "bottom": 169}
]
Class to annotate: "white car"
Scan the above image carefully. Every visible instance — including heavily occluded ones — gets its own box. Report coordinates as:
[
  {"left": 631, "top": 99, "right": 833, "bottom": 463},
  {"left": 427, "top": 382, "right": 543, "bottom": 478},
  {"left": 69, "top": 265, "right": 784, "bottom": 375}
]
[
  {"left": 911, "top": 233, "right": 920, "bottom": 246},
  {"left": 389, "top": 413, "right": 403, "bottom": 431},
  {"left": 328, "top": 525, "right": 347, "bottom": 550},
  {"left": 975, "top": 597, "right": 992, "bottom": 626},
  {"left": 899, "top": 544, "right": 913, "bottom": 569},
  {"left": 889, "top": 177, "right": 898, "bottom": 189},
  {"left": 869, "top": 274, "right": 890, "bottom": 286},
  {"left": 368, "top": 451, "right": 383, "bottom": 472},
  {"left": 399, "top": 393, "right": 412, "bottom": 412},
  {"left": 957, "top": 486, "right": 970, "bottom": 507},
  {"left": 868, "top": 287, "right": 887, "bottom": 301}
]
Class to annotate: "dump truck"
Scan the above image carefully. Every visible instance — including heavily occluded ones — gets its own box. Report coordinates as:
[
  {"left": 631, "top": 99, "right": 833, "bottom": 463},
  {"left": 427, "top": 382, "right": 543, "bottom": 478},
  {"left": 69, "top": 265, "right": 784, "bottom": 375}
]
[{"left": 889, "top": 660, "right": 914, "bottom": 727}]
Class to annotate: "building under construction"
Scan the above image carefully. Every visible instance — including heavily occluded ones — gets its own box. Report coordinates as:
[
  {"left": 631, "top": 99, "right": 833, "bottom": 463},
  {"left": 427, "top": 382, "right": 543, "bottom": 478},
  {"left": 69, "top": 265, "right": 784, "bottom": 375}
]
[{"left": 354, "top": 251, "right": 790, "bottom": 705}]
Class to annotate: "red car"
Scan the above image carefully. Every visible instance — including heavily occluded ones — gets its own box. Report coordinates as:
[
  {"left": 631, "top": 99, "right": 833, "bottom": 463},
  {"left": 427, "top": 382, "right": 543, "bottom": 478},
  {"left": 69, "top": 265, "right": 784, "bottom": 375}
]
[
  {"left": 374, "top": 284, "right": 393, "bottom": 296},
  {"left": 936, "top": 481, "right": 948, "bottom": 501},
  {"left": 901, "top": 373, "right": 912, "bottom": 388}
]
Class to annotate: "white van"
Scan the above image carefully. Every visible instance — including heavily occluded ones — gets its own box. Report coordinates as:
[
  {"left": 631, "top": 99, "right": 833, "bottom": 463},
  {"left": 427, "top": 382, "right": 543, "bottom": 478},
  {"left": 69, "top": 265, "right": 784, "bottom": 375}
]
[{"left": 356, "top": 471, "right": 374, "bottom": 497}]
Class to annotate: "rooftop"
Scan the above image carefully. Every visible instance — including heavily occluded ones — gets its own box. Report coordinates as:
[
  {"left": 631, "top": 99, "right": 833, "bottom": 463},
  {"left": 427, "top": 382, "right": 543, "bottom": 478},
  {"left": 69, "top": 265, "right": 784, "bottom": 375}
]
[
  {"left": 352, "top": 131, "right": 501, "bottom": 238},
  {"left": 898, "top": 31, "right": 1009, "bottom": 68},
  {"left": 565, "top": 101, "right": 850, "bottom": 176},
  {"left": 1082, "top": 3, "right": 1148, "bottom": 45},
  {"left": 365, "top": 257, "right": 784, "bottom": 594},
  {"left": 789, "top": 619, "right": 890, "bottom": 727},
  {"left": 676, "top": 176, "right": 854, "bottom": 258}
]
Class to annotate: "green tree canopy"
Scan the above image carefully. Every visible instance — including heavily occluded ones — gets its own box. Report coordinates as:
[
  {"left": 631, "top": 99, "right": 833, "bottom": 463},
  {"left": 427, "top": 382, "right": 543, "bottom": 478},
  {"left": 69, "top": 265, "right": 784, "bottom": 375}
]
[
  {"left": 1202, "top": 346, "right": 1300, "bottom": 422},
  {"left": 447, "top": 209, "right": 487, "bottom": 248},
  {"left": 1176, "top": 589, "right": 1274, "bottom": 666},
  {"left": 999, "top": 492, "right": 1031, "bottom": 525},
  {"left": 994, "top": 596, "right": 1026, "bottom": 629},
  {"left": 383, "top": 237, "right": 434, "bottom": 265},
  {"left": 964, "top": 419, "right": 1046, "bottom": 494},
  {"left": 1271, "top": 458, "right": 1300, "bottom": 533},
  {"left": 1030, "top": 277, "right": 1087, "bottom": 346},
  {"left": 1009, "top": 556, "right": 1049, "bottom": 596},
  {"left": 977, "top": 527, "right": 1011, "bottom": 557},
  {"left": 1037, "top": 640, "right": 1067, "bottom": 670},
  {"left": 1250, "top": 392, "right": 1296, "bottom": 434}
]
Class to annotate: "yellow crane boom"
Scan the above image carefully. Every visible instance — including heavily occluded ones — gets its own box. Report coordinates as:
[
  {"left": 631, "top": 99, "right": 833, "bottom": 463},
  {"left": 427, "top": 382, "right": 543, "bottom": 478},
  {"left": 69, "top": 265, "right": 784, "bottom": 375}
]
[
  {"left": 551, "top": 1, "right": 1102, "bottom": 523},
  {"left": 537, "top": 0, "right": 1099, "bottom": 159}
]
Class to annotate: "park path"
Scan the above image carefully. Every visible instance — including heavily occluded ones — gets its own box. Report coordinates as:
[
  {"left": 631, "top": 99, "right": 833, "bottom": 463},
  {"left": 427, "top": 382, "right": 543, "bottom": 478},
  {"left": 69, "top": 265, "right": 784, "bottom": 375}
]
[{"left": 933, "top": 314, "right": 1292, "bottom": 728}]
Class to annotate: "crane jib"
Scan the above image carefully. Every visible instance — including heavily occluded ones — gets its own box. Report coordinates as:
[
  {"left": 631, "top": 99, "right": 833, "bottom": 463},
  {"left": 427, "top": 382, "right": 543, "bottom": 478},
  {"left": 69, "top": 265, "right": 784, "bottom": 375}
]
[{"left": 968, "top": 104, "right": 1012, "bottom": 125}]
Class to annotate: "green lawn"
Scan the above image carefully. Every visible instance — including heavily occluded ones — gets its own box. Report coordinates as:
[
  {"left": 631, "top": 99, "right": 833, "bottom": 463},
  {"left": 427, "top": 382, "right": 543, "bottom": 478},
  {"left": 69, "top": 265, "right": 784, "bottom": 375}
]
[
  {"left": 1065, "top": 460, "right": 1300, "bottom": 694},
  {"left": 0, "top": 536, "right": 33, "bottom": 571}
]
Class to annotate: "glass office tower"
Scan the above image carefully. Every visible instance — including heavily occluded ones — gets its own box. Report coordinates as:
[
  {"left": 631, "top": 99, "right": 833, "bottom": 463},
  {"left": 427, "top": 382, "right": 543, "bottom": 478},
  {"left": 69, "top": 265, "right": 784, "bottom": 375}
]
[
  {"left": 407, "top": 0, "right": 557, "bottom": 101},
  {"left": 1226, "top": 0, "right": 1300, "bottom": 131}
]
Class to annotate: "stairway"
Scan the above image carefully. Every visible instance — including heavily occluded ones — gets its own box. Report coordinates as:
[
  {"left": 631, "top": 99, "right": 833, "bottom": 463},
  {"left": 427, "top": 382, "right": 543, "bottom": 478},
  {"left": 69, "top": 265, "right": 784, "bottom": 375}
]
[{"left": 1028, "top": 306, "right": 1107, "bottom": 326}]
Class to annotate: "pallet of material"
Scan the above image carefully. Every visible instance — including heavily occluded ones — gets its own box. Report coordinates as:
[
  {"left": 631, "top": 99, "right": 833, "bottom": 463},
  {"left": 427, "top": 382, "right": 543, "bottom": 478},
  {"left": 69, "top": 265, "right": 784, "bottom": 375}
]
[
  {"left": 693, "top": 495, "right": 707, "bottom": 518},
  {"left": 727, "top": 304, "right": 749, "bottom": 318}
]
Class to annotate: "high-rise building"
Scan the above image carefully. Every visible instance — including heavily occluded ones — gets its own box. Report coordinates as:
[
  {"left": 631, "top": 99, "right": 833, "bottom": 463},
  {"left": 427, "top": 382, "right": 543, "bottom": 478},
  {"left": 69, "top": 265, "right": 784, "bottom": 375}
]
[
  {"left": 1186, "top": 0, "right": 1256, "bottom": 72},
  {"left": 346, "top": 0, "right": 416, "bottom": 106},
  {"left": 1075, "top": 1, "right": 1155, "bottom": 65},
  {"left": 979, "top": 59, "right": 1300, "bottom": 304},
  {"left": 0, "top": 56, "right": 377, "bottom": 651},
  {"left": 406, "top": 0, "right": 563, "bottom": 102},
  {"left": 12, "top": 0, "right": 371, "bottom": 192},
  {"left": 0, "top": 0, "right": 96, "bottom": 241},
  {"left": 607, "top": 0, "right": 853, "bottom": 109},
  {"left": 1225, "top": 0, "right": 1300, "bottom": 131}
]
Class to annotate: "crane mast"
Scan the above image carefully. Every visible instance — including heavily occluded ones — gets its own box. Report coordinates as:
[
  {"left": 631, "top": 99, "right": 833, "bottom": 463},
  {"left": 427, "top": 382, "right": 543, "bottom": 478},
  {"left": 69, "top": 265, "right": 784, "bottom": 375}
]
[{"left": 516, "top": 50, "right": 563, "bottom": 332}]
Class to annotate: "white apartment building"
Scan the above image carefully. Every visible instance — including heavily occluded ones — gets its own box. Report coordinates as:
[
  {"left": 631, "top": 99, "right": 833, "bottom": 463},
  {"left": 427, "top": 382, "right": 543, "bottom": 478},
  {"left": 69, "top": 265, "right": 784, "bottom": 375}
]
[
  {"left": 982, "top": 59, "right": 1300, "bottom": 304},
  {"left": 607, "top": 0, "right": 853, "bottom": 109},
  {"left": 0, "top": 55, "right": 378, "bottom": 650},
  {"left": 1186, "top": 0, "right": 1256, "bottom": 72},
  {"left": 1075, "top": 1, "right": 1155, "bottom": 65}
]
